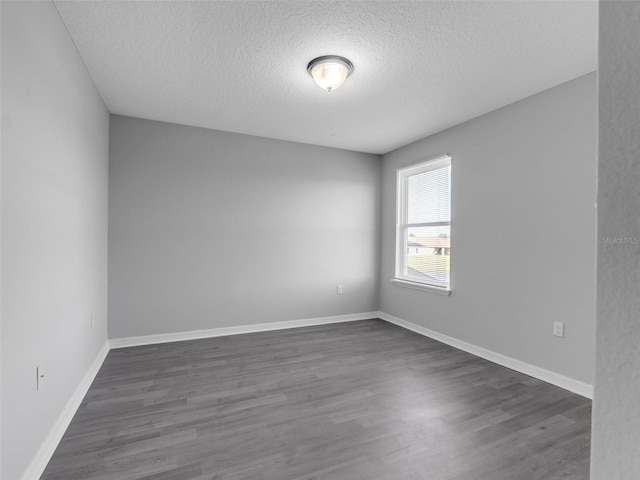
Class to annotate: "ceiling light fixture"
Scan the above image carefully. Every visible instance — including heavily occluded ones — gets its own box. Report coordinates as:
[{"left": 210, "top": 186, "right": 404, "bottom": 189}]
[{"left": 307, "top": 55, "right": 354, "bottom": 93}]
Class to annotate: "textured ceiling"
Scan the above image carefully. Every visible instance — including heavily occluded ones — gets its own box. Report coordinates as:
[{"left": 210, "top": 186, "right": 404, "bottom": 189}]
[{"left": 53, "top": 1, "right": 597, "bottom": 155}]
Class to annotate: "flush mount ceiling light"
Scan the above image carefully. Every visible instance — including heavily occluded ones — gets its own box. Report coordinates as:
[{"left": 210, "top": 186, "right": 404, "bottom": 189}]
[{"left": 307, "top": 55, "right": 354, "bottom": 93}]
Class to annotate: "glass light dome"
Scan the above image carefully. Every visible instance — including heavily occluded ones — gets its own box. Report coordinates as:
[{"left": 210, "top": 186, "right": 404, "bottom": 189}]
[{"left": 307, "top": 56, "right": 354, "bottom": 93}]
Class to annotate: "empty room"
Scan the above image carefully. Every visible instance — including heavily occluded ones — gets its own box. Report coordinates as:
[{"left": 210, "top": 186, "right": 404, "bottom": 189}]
[{"left": 2, "top": 1, "right": 639, "bottom": 479}]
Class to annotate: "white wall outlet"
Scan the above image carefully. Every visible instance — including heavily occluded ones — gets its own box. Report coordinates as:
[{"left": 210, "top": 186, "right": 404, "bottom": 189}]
[
  {"left": 336, "top": 284, "right": 343, "bottom": 295},
  {"left": 553, "top": 321, "right": 564, "bottom": 338},
  {"left": 91, "top": 313, "right": 95, "bottom": 329},
  {"left": 36, "top": 364, "right": 44, "bottom": 390}
]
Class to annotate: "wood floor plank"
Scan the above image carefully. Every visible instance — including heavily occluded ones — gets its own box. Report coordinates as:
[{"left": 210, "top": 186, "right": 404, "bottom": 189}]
[{"left": 41, "top": 319, "right": 591, "bottom": 479}]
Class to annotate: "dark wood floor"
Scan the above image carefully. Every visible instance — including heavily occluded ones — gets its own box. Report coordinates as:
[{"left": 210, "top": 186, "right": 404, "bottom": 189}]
[{"left": 42, "top": 319, "right": 591, "bottom": 480}]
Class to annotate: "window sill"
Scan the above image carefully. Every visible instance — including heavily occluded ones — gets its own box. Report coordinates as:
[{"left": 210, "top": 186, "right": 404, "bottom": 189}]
[{"left": 390, "top": 278, "right": 452, "bottom": 296}]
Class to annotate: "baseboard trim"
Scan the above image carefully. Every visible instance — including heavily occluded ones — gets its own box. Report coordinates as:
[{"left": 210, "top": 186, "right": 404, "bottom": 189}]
[
  {"left": 377, "top": 311, "right": 593, "bottom": 399},
  {"left": 109, "top": 312, "right": 379, "bottom": 349},
  {"left": 20, "top": 341, "right": 110, "bottom": 480}
]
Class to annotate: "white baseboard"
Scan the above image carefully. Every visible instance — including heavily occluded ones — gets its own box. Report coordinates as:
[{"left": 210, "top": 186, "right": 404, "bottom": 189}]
[
  {"left": 109, "top": 312, "right": 379, "bottom": 349},
  {"left": 20, "top": 341, "right": 110, "bottom": 480},
  {"left": 377, "top": 311, "right": 593, "bottom": 399}
]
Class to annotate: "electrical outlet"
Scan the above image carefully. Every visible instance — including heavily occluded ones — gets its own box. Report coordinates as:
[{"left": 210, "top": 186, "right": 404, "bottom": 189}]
[
  {"left": 91, "top": 313, "right": 95, "bottom": 329},
  {"left": 553, "top": 321, "right": 564, "bottom": 338},
  {"left": 336, "top": 284, "right": 343, "bottom": 295},
  {"left": 36, "top": 365, "right": 44, "bottom": 390}
]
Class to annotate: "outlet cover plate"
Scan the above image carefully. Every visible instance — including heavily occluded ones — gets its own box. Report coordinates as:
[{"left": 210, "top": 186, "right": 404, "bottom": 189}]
[
  {"left": 553, "top": 321, "right": 564, "bottom": 338},
  {"left": 36, "top": 365, "right": 44, "bottom": 390}
]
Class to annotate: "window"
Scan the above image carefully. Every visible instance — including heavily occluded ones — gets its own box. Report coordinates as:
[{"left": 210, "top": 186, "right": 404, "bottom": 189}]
[{"left": 394, "top": 155, "right": 451, "bottom": 294}]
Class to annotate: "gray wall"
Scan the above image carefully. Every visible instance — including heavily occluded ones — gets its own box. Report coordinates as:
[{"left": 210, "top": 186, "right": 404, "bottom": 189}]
[
  {"left": 379, "top": 74, "right": 597, "bottom": 384},
  {"left": 1, "top": 2, "right": 109, "bottom": 479},
  {"left": 108, "top": 116, "right": 380, "bottom": 338},
  {"left": 592, "top": 1, "right": 640, "bottom": 478}
]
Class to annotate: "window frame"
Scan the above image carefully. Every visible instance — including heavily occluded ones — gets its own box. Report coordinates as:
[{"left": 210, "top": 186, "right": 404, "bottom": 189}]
[{"left": 392, "top": 154, "right": 452, "bottom": 296}]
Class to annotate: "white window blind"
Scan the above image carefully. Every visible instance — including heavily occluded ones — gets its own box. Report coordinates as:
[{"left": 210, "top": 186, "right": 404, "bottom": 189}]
[{"left": 396, "top": 155, "right": 451, "bottom": 291}]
